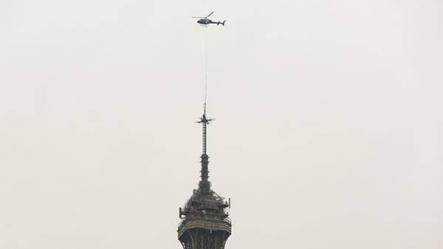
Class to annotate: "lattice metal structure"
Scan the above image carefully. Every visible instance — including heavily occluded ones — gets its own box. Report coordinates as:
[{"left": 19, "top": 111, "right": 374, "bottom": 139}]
[{"left": 178, "top": 106, "right": 231, "bottom": 249}]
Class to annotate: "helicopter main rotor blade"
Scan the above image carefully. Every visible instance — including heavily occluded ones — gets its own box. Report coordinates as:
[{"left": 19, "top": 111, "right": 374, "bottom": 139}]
[
  {"left": 192, "top": 16, "right": 205, "bottom": 18},
  {"left": 206, "top": 11, "right": 214, "bottom": 18}
]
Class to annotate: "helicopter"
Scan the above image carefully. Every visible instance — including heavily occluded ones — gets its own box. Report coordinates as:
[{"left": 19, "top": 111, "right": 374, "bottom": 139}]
[{"left": 193, "top": 11, "right": 226, "bottom": 26}]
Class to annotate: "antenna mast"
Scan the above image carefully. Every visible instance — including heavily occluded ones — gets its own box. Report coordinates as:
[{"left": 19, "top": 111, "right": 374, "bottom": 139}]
[{"left": 198, "top": 102, "right": 212, "bottom": 193}]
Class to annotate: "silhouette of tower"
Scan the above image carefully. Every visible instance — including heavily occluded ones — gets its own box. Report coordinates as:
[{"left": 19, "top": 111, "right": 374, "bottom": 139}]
[{"left": 178, "top": 104, "right": 232, "bottom": 249}]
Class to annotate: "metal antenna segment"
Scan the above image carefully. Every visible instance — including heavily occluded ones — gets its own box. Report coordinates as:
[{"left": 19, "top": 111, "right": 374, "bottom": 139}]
[
  {"left": 202, "top": 103, "right": 208, "bottom": 154},
  {"left": 201, "top": 103, "right": 213, "bottom": 154},
  {"left": 197, "top": 103, "right": 213, "bottom": 193}
]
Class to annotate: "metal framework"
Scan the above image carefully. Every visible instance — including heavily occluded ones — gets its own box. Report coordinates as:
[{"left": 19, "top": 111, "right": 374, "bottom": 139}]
[{"left": 178, "top": 106, "right": 231, "bottom": 249}]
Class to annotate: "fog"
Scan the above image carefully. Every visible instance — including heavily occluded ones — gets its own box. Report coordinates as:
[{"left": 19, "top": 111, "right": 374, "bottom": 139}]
[{"left": 0, "top": 0, "right": 442, "bottom": 248}]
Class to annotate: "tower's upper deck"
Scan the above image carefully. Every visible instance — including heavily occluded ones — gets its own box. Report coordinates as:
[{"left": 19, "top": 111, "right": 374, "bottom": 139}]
[{"left": 178, "top": 185, "right": 231, "bottom": 239}]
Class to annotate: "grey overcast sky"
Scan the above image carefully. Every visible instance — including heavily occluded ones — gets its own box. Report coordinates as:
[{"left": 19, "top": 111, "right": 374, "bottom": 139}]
[{"left": 1, "top": 0, "right": 442, "bottom": 248}]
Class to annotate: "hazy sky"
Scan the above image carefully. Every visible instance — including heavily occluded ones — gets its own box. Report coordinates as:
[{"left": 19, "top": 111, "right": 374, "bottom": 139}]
[{"left": 1, "top": 0, "right": 442, "bottom": 248}]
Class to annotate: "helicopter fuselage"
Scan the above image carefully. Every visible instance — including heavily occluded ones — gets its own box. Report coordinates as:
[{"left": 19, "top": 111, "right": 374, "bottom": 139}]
[{"left": 197, "top": 18, "right": 225, "bottom": 26}]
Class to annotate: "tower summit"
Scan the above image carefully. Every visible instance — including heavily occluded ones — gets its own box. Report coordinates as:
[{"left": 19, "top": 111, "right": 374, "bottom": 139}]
[{"left": 178, "top": 104, "right": 232, "bottom": 249}]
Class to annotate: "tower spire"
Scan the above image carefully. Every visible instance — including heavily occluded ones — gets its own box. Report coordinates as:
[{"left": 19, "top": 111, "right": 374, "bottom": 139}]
[
  {"left": 178, "top": 99, "right": 232, "bottom": 248},
  {"left": 198, "top": 102, "right": 212, "bottom": 193}
]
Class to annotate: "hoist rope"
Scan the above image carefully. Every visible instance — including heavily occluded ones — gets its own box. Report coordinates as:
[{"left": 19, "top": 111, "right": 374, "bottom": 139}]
[{"left": 202, "top": 26, "right": 208, "bottom": 107}]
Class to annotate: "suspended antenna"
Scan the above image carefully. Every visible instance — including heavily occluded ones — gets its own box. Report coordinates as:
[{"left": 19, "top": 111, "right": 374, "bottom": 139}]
[{"left": 198, "top": 102, "right": 213, "bottom": 155}]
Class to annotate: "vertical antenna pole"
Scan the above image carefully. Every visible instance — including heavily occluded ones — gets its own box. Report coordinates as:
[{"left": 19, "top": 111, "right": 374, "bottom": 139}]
[{"left": 202, "top": 103, "right": 207, "bottom": 155}]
